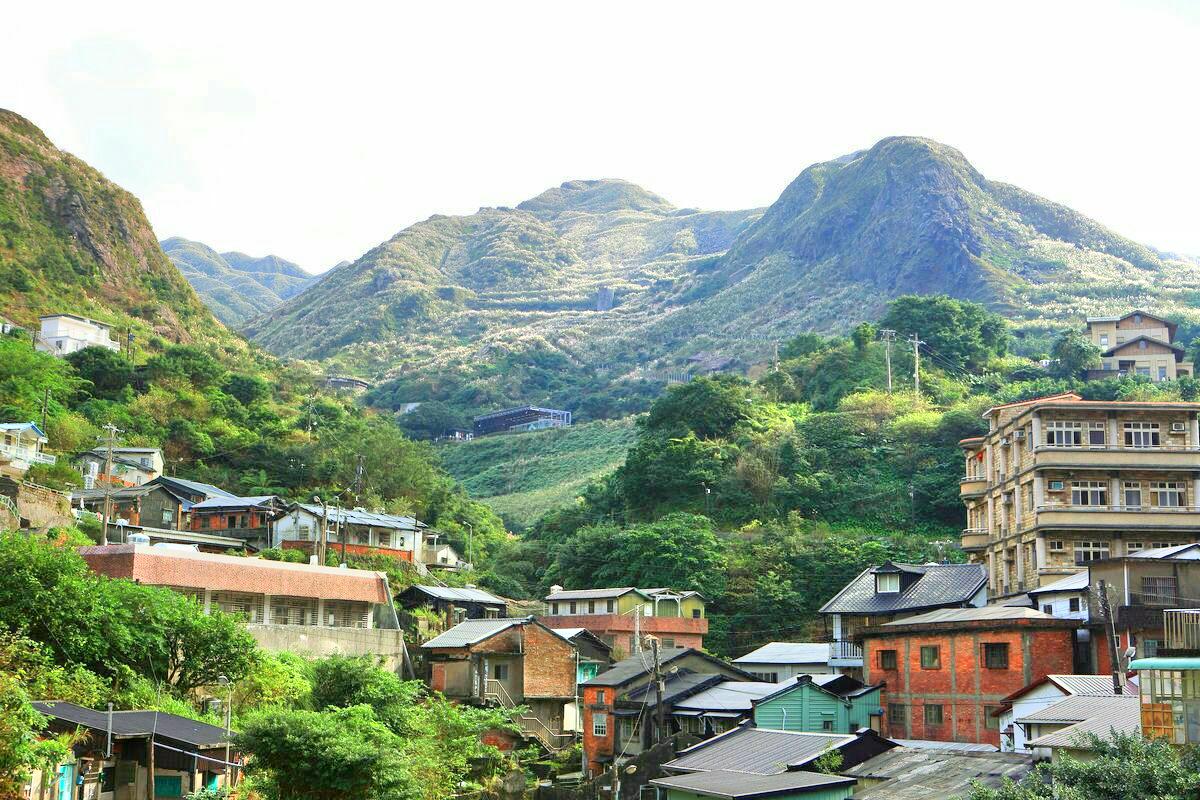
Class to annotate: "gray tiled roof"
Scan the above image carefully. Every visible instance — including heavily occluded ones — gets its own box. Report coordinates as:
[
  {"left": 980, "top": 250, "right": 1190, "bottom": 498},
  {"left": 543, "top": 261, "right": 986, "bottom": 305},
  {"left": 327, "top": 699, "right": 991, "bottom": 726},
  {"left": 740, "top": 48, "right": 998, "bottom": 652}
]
[
  {"left": 664, "top": 726, "right": 855, "bottom": 774},
  {"left": 650, "top": 769, "right": 854, "bottom": 799},
  {"left": 32, "top": 702, "right": 231, "bottom": 747},
  {"left": 583, "top": 648, "right": 693, "bottom": 687},
  {"left": 420, "top": 617, "right": 526, "bottom": 648},
  {"left": 733, "top": 642, "right": 830, "bottom": 666},
  {"left": 845, "top": 748, "right": 1031, "bottom": 798},
  {"left": 881, "top": 606, "right": 1056, "bottom": 627},
  {"left": 819, "top": 563, "right": 987, "bottom": 615},
  {"left": 1026, "top": 696, "right": 1141, "bottom": 748},
  {"left": 544, "top": 587, "right": 645, "bottom": 601},
  {"left": 672, "top": 681, "right": 783, "bottom": 712}
]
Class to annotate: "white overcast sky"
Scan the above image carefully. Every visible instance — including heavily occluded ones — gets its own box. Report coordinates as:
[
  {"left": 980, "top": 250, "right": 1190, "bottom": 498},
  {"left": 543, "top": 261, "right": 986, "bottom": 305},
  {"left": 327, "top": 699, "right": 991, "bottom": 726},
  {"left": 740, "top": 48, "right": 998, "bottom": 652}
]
[{"left": 3, "top": 0, "right": 1198, "bottom": 272}]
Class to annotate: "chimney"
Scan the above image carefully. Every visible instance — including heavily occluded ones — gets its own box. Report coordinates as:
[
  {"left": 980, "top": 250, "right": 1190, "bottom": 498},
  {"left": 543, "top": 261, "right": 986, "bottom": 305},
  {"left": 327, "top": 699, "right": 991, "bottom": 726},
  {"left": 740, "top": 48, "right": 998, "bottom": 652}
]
[{"left": 550, "top": 584, "right": 563, "bottom": 595}]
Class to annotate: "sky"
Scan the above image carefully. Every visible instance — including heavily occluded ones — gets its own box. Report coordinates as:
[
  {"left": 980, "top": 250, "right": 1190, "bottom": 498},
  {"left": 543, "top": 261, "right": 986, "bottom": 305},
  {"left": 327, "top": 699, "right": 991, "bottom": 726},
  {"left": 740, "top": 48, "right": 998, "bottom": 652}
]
[{"left": 3, "top": 0, "right": 1199, "bottom": 272}]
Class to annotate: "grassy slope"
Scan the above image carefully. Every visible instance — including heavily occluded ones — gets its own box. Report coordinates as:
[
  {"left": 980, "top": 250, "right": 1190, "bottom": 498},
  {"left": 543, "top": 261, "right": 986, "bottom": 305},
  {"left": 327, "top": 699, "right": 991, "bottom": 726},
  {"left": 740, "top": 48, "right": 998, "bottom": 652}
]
[{"left": 436, "top": 417, "right": 637, "bottom": 530}]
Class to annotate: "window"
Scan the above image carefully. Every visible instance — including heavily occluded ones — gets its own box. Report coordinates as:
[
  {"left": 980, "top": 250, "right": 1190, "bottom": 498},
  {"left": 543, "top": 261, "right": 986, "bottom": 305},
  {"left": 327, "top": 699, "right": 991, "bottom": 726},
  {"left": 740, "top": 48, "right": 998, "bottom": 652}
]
[
  {"left": 1099, "top": 334, "right": 1109, "bottom": 347},
  {"left": 920, "top": 645, "right": 941, "bottom": 669},
  {"left": 985, "top": 705, "right": 1001, "bottom": 729},
  {"left": 924, "top": 704, "right": 944, "bottom": 724},
  {"left": 161, "top": 508, "right": 173, "bottom": 525},
  {"left": 607, "top": 599, "right": 615, "bottom": 613},
  {"left": 1071, "top": 481, "right": 1108, "bottom": 507},
  {"left": 662, "top": 639, "right": 675, "bottom": 649},
  {"left": 1049, "top": 539, "right": 1065, "bottom": 552},
  {"left": 1124, "top": 481, "right": 1143, "bottom": 509},
  {"left": 879, "top": 649, "right": 898, "bottom": 670},
  {"left": 1143, "top": 576, "right": 1179, "bottom": 605},
  {"left": 592, "top": 712, "right": 608, "bottom": 737},
  {"left": 1048, "top": 480, "right": 1065, "bottom": 491},
  {"left": 620, "top": 717, "right": 641, "bottom": 741},
  {"left": 1127, "top": 541, "right": 1145, "bottom": 554},
  {"left": 821, "top": 719, "right": 834, "bottom": 731},
  {"left": 983, "top": 643, "right": 1009, "bottom": 669},
  {"left": 876, "top": 573, "right": 901, "bottom": 593},
  {"left": 1074, "top": 540, "right": 1111, "bottom": 565},
  {"left": 298, "top": 523, "right": 312, "bottom": 541},
  {"left": 484, "top": 608, "right": 500, "bottom": 619},
  {"left": 569, "top": 601, "right": 577, "bottom": 614},
  {"left": 1046, "top": 421, "right": 1082, "bottom": 446},
  {"left": 692, "top": 608, "right": 702, "bottom": 619},
  {"left": 752, "top": 671, "right": 779, "bottom": 682},
  {"left": 1069, "top": 597, "right": 1082, "bottom": 613},
  {"left": 1152, "top": 541, "right": 1174, "bottom": 549},
  {"left": 595, "top": 690, "right": 606, "bottom": 704},
  {"left": 199, "top": 515, "right": 210, "bottom": 529},
  {"left": 1124, "top": 422, "right": 1161, "bottom": 448},
  {"left": 588, "top": 600, "right": 595, "bottom": 614},
  {"left": 1159, "top": 366, "right": 1169, "bottom": 381},
  {"left": 1042, "top": 604, "right": 1053, "bottom": 615},
  {"left": 888, "top": 703, "right": 907, "bottom": 722},
  {"left": 1151, "top": 482, "right": 1185, "bottom": 508},
  {"left": 1143, "top": 639, "right": 1161, "bottom": 657},
  {"left": 1088, "top": 424, "right": 1106, "bottom": 446},
  {"left": 492, "top": 663, "right": 509, "bottom": 681},
  {"left": 551, "top": 602, "right": 559, "bottom": 615}
]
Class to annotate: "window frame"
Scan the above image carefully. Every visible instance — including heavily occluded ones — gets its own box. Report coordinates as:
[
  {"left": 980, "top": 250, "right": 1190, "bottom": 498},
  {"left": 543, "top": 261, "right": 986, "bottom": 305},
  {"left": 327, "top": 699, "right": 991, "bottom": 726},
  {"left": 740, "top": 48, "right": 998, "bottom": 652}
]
[
  {"left": 492, "top": 663, "right": 510, "bottom": 681},
  {"left": 1151, "top": 481, "right": 1186, "bottom": 509},
  {"left": 876, "top": 572, "right": 901, "bottom": 594},
  {"left": 1045, "top": 420, "right": 1083, "bottom": 447},
  {"left": 923, "top": 704, "right": 944, "bottom": 725},
  {"left": 919, "top": 645, "right": 941, "bottom": 670},
  {"left": 1073, "top": 540, "right": 1111, "bottom": 565},
  {"left": 1071, "top": 480, "right": 1108, "bottom": 507},
  {"left": 592, "top": 711, "right": 608, "bottom": 737},
  {"left": 1124, "top": 421, "right": 1161, "bottom": 448},
  {"left": 888, "top": 703, "right": 907, "bottom": 723},
  {"left": 982, "top": 642, "right": 1010, "bottom": 669},
  {"left": 879, "top": 649, "right": 898, "bottom": 670}
]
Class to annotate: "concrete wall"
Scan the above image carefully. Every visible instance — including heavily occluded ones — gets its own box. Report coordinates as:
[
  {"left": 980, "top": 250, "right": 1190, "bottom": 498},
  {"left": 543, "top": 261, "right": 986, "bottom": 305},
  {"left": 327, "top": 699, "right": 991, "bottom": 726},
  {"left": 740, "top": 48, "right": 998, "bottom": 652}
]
[
  {"left": 246, "top": 624, "right": 407, "bottom": 671},
  {"left": 0, "top": 477, "right": 73, "bottom": 530}
]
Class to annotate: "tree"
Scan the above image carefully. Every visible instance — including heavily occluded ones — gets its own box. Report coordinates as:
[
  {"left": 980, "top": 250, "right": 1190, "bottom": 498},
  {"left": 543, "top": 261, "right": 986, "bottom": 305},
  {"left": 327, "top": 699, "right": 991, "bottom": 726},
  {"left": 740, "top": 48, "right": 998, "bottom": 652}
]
[
  {"left": 643, "top": 376, "right": 755, "bottom": 439},
  {"left": 851, "top": 322, "right": 876, "bottom": 353},
  {"left": 145, "top": 345, "right": 228, "bottom": 389},
  {"left": 397, "top": 401, "right": 460, "bottom": 440},
  {"left": 0, "top": 676, "right": 73, "bottom": 800},
  {"left": 310, "top": 655, "right": 421, "bottom": 733},
  {"left": 879, "top": 294, "right": 1009, "bottom": 372},
  {"left": 965, "top": 731, "right": 1200, "bottom": 799},
  {"left": 224, "top": 374, "right": 272, "bottom": 406},
  {"left": 1048, "top": 329, "right": 1101, "bottom": 379},
  {"left": 65, "top": 346, "right": 136, "bottom": 399}
]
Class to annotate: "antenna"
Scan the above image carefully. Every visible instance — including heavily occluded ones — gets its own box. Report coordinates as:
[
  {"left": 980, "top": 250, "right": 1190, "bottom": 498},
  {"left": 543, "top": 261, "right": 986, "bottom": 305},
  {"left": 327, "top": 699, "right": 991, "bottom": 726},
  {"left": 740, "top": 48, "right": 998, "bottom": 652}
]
[{"left": 879, "top": 329, "right": 896, "bottom": 394}]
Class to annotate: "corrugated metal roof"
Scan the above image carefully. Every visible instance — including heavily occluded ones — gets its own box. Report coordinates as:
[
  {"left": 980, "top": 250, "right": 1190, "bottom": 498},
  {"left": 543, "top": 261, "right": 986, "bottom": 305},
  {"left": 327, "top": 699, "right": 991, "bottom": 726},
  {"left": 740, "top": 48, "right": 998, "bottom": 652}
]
[
  {"left": 672, "top": 681, "right": 783, "bottom": 712},
  {"left": 819, "top": 563, "right": 987, "bottom": 615},
  {"left": 882, "top": 606, "right": 1057, "bottom": 626},
  {"left": 649, "top": 769, "right": 853, "bottom": 799},
  {"left": 845, "top": 747, "right": 1031, "bottom": 799},
  {"left": 884, "top": 739, "right": 998, "bottom": 752},
  {"left": 420, "top": 617, "right": 527, "bottom": 648},
  {"left": 1028, "top": 572, "right": 1089, "bottom": 595},
  {"left": 1018, "top": 693, "right": 1128, "bottom": 724},
  {"left": 32, "top": 702, "right": 233, "bottom": 747},
  {"left": 583, "top": 648, "right": 693, "bottom": 687},
  {"left": 155, "top": 476, "right": 236, "bottom": 498},
  {"left": 1129, "top": 542, "right": 1200, "bottom": 560},
  {"left": 1026, "top": 696, "right": 1141, "bottom": 748},
  {"left": 293, "top": 503, "right": 423, "bottom": 531},
  {"left": 545, "top": 587, "right": 644, "bottom": 601},
  {"left": 665, "top": 726, "right": 856, "bottom": 775},
  {"left": 406, "top": 585, "right": 506, "bottom": 604},
  {"left": 733, "top": 642, "right": 831, "bottom": 666},
  {"left": 1048, "top": 674, "right": 1137, "bottom": 696},
  {"left": 191, "top": 495, "right": 279, "bottom": 510}
]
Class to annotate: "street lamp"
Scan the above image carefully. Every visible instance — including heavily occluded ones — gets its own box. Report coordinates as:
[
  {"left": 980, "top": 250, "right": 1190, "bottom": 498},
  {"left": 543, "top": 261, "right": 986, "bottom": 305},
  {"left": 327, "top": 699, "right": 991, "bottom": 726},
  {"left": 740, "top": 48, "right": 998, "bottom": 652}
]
[{"left": 217, "top": 675, "right": 232, "bottom": 783}]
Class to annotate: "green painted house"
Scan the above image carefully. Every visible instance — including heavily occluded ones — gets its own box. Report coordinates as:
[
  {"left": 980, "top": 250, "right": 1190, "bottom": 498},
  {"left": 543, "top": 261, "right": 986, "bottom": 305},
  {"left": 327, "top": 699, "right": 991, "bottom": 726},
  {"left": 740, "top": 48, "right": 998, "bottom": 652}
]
[
  {"left": 752, "top": 674, "right": 882, "bottom": 735},
  {"left": 651, "top": 769, "right": 856, "bottom": 800}
]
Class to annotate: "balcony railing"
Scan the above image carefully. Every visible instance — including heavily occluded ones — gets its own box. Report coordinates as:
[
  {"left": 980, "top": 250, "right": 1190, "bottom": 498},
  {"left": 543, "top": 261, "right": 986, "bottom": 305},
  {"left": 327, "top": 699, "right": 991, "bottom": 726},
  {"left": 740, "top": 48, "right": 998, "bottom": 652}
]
[
  {"left": 1037, "top": 503, "right": 1200, "bottom": 514},
  {"left": 0, "top": 444, "right": 56, "bottom": 465},
  {"left": 829, "top": 640, "right": 863, "bottom": 662},
  {"left": 1164, "top": 609, "right": 1200, "bottom": 651}
]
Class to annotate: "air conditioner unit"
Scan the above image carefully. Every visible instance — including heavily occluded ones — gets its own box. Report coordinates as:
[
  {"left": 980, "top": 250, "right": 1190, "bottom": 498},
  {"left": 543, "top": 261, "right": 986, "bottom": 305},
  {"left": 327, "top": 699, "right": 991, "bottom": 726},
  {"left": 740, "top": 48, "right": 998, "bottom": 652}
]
[
  {"left": 1000, "top": 437, "right": 1009, "bottom": 446},
  {"left": 1172, "top": 422, "right": 1186, "bottom": 432},
  {"left": 1049, "top": 480, "right": 1065, "bottom": 491},
  {"left": 1013, "top": 430, "right": 1025, "bottom": 441}
]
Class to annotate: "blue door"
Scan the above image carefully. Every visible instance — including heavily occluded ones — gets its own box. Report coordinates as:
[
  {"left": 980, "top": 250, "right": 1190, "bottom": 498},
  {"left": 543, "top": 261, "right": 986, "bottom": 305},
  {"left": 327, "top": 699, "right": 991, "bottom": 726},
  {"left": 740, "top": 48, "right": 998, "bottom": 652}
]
[{"left": 57, "top": 764, "right": 74, "bottom": 800}]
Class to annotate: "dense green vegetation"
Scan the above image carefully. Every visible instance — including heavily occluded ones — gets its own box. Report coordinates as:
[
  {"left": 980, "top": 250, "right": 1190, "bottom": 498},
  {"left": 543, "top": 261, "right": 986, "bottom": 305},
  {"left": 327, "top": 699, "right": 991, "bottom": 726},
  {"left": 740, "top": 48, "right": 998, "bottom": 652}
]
[
  {"left": 0, "top": 532, "right": 515, "bottom": 799},
  {"left": 436, "top": 418, "right": 638, "bottom": 530}
]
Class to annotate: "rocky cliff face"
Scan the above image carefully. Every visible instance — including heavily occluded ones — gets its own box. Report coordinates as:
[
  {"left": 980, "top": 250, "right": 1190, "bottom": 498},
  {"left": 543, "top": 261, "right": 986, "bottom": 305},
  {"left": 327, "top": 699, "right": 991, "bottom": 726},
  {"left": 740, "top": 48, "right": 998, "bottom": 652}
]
[{"left": 0, "top": 109, "right": 224, "bottom": 345}]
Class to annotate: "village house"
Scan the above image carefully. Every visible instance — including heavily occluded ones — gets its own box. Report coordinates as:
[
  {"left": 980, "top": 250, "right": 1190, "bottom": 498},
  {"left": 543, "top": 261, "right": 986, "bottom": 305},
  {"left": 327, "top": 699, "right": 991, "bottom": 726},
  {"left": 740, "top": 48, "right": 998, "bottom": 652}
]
[
  {"left": 80, "top": 543, "right": 405, "bottom": 664},
  {"left": 274, "top": 503, "right": 427, "bottom": 563},
  {"left": 661, "top": 723, "right": 895, "bottom": 777},
  {"left": 579, "top": 647, "right": 751, "bottom": 775},
  {"left": 0, "top": 421, "right": 55, "bottom": 478},
  {"left": 1084, "top": 311, "right": 1194, "bottom": 381},
  {"left": 77, "top": 446, "right": 164, "bottom": 488},
  {"left": 76, "top": 482, "right": 188, "bottom": 531},
  {"left": 993, "top": 674, "right": 1137, "bottom": 753},
  {"left": 1017, "top": 693, "right": 1141, "bottom": 761},
  {"left": 819, "top": 562, "right": 987, "bottom": 676},
  {"left": 860, "top": 606, "right": 1079, "bottom": 746},
  {"left": 542, "top": 586, "right": 708, "bottom": 655},
  {"left": 472, "top": 405, "right": 572, "bottom": 437},
  {"left": 733, "top": 642, "right": 834, "bottom": 680},
  {"left": 959, "top": 393, "right": 1200, "bottom": 597},
  {"left": 421, "top": 617, "right": 578, "bottom": 752},
  {"left": 1130, "top": 608, "right": 1200, "bottom": 746},
  {"left": 35, "top": 313, "right": 120, "bottom": 355},
  {"left": 1025, "top": 571, "right": 1090, "bottom": 621},
  {"left": 398, "top": 584, "right": 508, "bottom": 629},
  {"left": 750, "top": 674, "right": 884, "bottom": 735},
  {"left": 550, "top": 627, "right": 612, "bottom": 683},
  {"left": 650, "top": 769, "right": 857, "bottom": 800},
  {"left": 187, "top": 495, "right": 285, "bottom": 551},
  {"left": 26, "top": 701, "right": 239, "bottom": 800},
  {"left": 423, "top": 537, "right": 468, "bottom": 571}
]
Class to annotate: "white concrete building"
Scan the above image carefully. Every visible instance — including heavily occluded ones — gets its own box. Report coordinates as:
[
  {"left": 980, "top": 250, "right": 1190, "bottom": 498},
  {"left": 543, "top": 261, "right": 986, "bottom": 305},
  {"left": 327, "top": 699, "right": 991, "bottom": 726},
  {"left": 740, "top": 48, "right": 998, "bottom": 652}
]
[
  {"left": 0, "top": 421, "right": 55, "bottom": 477},
  {"left": 36, "top": 314, "right": 119, "bottom": 355},
  {"left": 995, "top": 674, "right": 1136, "bottom": 753},
  {"left": 732, "top": 642, "right": 834, "bottom": 680},
  {"left": 1025, "top": 571, "right": 1090, "bottom": 621}
]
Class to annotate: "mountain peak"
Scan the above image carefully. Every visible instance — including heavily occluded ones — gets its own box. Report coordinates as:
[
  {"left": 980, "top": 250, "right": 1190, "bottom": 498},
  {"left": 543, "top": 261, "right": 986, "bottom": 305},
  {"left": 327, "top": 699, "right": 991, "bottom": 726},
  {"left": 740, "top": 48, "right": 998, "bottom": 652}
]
[{"left": 517, "top": 179, "right": 674, "bottom": 217}]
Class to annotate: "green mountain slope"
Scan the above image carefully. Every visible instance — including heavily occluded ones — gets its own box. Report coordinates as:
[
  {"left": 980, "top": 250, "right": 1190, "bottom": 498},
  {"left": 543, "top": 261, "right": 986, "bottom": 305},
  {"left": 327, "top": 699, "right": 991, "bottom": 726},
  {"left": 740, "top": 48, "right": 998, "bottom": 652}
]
[
  {"left": 437, "top": 417, "right": 638, "bottom": 530},
  {"left": 0, "top": 109, "right": 237, "bottom": 350},
  {"left": 246, "top": 138, "right": 1200, "bottom": 420},
  {"left": 162, "top": 236, "right": 317, "bottom": 326}
]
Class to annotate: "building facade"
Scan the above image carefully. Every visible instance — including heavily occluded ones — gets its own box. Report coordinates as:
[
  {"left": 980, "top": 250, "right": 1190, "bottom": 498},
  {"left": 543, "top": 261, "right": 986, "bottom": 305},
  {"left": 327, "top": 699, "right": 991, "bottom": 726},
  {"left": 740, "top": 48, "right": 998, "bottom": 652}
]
[
  {"left": 472, "top": 406, "right": 572, "bottom": 437},
  {"left": 1085, "top": 311, "right": 1194, "bottom": 381},
  {"left": 860, "top": 606, "right": 1079, "bottom": 746},
  {"left": 36, "top": 314, "right": 120, "bottom": 355},
  {"left": 542, "top": 586, "right": 708, "bottom": 656},
  {"left": 732, "top": 642, "right": 834, "bottom": 680},
  {"left": 0, "top": 421, "right": 55, "bottom": 478},
  {"left": 1130, "top": 608, "right": 1200, "bottom": 745},
  {"left": 274, "top": 503, "right": 427, "bottom": 563},
  {"left": 960, "top": 393, "right": 1200, "bottom": 597}
]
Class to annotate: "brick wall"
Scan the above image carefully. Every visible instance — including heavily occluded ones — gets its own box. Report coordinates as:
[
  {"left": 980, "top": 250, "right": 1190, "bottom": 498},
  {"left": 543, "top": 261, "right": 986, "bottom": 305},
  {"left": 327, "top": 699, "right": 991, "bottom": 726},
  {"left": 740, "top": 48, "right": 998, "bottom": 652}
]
[
  {"left": 865, "top": 620, "right": 1077, "bottom": 746},
  {"left": 544, "top": 614, "right": 707, "bottom": 653},
  {"left": 581, "top": 685, "right": 614, "bottom": 775},
  {"left": 523, "top": 623, "right": 576, "bottom": 698}
]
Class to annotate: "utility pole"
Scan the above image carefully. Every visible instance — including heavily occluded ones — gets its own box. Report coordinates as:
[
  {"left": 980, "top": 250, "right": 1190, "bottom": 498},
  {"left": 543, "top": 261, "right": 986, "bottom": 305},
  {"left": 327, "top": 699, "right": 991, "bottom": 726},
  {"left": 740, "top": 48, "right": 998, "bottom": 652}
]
[
  {"left": 880, "top": 329, "right": 896, "bottom": 394},
  {"left": 652, "top": 637, "right": 666, "bottom": 745},
  {"left": 98, "top": 423, "right": 122, "bottom": 546},
  {"left": 1097, "top": 580, "right": 1124, "bottom": 694},
  {"left": 464, "top": 521, "right": 474, "bottom": 567},
  {"left": 633, "top": 606, "right": 642, "bottom": 653},
  {"left": 772, "top": 340, "right": 779, "bottom": 372},
  {"left": 910, "top": 333, "right": 925, "bottom": 397},
  {"left": 352, "top": 454, "right": 365, "bottom": 501},
  {"left": 314, "top": 495, "right": 328, "bottom": 565},
  {"left": 40, "top": 387, "right": 49, "bottom": 431}
]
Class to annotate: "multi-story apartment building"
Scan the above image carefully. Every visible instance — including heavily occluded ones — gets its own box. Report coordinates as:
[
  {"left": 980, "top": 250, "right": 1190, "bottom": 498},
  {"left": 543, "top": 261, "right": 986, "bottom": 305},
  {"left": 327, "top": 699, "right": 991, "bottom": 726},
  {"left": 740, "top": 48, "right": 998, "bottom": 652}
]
[
  {"left": 35, "top": 313, "right": 120, "bottom": 355},
  {"left": 960, "top": 392, "right": 1200, "bottom": 597},
  {"left": 1084, "top": 310, "right": 1193, "bottom": 381}
]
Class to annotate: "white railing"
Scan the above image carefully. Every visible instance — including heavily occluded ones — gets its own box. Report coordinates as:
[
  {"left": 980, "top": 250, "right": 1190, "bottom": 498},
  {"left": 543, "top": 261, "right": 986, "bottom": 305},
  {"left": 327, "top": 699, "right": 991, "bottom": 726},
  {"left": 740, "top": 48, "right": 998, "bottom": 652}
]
[
  {"left": 1037, "top": 503, "right": 1200, "bottom": 514},
  {"left": 829, "top": 640, "right": 863, "bottom": 662},
  {"left": 1035, "top": 443, "right": 1200, "bottom": 453},
  {"left": 1164, "top": 609, "right": 1200, "bottom": 651},
  {"left": 0, "top": 444, "right": 56, "bottom": 465},
  {"left": 484, "top": 678, "right": 575, "bottom": 752}
]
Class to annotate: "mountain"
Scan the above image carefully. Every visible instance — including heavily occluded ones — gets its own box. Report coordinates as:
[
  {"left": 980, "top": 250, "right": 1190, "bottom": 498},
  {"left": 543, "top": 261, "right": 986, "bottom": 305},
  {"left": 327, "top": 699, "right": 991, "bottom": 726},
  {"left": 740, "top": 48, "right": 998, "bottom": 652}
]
[
  {"left": 162, "top": 237, "right": 318, "bottom": 326},
  {"left": 245, "top": 139, "right": 1200, "bottom": 417},
  {"left": 0, "top": 109, "right": 231, "bottom": 347}
]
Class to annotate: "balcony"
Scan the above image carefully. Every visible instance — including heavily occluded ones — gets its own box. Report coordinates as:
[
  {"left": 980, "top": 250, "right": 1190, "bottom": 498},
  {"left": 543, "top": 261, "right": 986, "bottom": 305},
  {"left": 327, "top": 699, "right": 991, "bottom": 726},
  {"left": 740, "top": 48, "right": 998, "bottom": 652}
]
[
  {"left": 961, "top": 528, "right": 989, "bottom": 552},
  {"left": 0, "top": 443, "right": 56, "bottom": 466},
  {"left": 1164, "top": 609, "right": 1200, "bottom": 652},
  {"left": 829, "top": 639, "right": 863, "bottom": 667},
  {"left": 960, "top": 476, "right": 988, "bottom": 498},
  {"left": 1035, "top": 503, "right": 1200, "bottom": 531},
  {"left": 1033, "top": 444, "right": 1200, "bottom": 470}
]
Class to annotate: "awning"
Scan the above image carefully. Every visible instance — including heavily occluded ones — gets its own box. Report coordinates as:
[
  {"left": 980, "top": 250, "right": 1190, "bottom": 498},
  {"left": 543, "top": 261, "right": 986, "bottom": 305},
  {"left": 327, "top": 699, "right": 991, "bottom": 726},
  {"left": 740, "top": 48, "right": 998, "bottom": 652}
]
[
  {"left": 1129, "top": 657, "right": 1200, "bottom": 670},
  {"left": 672, "top": 710, "right": 703, "bottom": 717},
  {"left": 702, "top": 712, "right": 743, "bottom": 719},
  {"left": 612, "top": 709, "right": 641, "bottom": 717}
]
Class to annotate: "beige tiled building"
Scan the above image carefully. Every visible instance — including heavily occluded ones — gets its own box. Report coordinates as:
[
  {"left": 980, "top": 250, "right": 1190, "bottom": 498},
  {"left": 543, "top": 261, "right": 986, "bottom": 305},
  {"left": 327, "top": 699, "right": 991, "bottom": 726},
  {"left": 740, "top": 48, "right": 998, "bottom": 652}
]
[
  {"left": 960, "top": 393, "right": 1200, "bottom": 597},
  {"left": 1085, "top": 310, "right": 1193, "bottom": 381}
]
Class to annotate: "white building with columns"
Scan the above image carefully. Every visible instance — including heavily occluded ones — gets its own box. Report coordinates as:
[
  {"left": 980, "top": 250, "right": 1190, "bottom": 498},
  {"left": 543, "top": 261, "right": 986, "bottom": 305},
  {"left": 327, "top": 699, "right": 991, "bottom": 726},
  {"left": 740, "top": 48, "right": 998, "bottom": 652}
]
[{"left": 959, "top": 393, "right": 1200, "bottom": 597}]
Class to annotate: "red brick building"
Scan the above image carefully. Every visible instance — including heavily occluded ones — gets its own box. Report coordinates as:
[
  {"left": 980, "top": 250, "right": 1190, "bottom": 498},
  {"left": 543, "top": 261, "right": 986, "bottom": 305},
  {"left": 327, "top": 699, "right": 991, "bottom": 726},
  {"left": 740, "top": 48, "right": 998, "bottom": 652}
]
[
  {"left": 422, "top": 617, "right": 578, "bottom": 751},
  {"left": 861, "top": 606, "right": 1080, "bottom": 746},
  {"left": 542, "top": 587, "right": 708, "bottom": 656}
]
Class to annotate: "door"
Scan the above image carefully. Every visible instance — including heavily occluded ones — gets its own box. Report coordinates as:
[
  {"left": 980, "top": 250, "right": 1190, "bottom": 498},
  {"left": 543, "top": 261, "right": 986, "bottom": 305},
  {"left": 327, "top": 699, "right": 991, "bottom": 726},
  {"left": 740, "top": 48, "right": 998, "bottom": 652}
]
[{"left": 57, "top": 763, "right": 75, "bottom": 800}]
